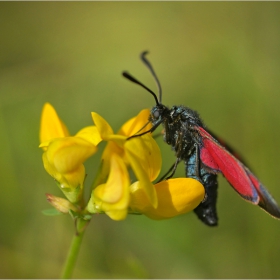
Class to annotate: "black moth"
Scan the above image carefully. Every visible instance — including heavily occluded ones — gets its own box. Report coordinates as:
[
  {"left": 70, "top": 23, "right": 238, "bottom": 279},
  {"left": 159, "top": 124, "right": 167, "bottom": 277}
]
[{"left": 122, "top": 51, "right": 280, "bottom": 226}]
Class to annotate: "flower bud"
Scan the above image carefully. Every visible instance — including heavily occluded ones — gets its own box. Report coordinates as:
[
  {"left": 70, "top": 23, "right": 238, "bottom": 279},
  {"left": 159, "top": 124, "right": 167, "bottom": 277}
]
[{"left": 46, "top": 193, "right": 78, "bottom": 214}]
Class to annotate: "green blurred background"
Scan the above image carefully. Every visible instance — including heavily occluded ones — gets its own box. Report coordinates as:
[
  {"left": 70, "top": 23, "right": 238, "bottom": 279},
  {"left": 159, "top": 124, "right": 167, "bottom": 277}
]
[{"left": 1, "top": 2, "right": 280, "bottom": 278}]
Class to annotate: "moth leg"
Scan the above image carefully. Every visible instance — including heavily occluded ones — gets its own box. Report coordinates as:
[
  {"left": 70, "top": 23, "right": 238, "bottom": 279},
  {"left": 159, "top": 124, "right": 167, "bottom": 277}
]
[
  {"left": 127, "top": 118, "right": 163, "bottom": 140},
  {"left": 156, "top": 158, "right": 181, "bottom": 183},
  {"left": 165, "top": 157, "right": 181, "bottom": 180},
  {"left": 194, "top": 143, "right": 201, "bottom": 178},
  {"left": 160, "top": 130, "right": 185, "bottom": 180},
  {"left": 157, "top": 129, "right": 185, "bottom": 182}
]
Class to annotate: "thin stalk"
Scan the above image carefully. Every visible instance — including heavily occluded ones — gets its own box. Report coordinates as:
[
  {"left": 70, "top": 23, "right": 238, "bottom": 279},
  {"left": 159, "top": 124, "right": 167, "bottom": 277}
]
[{"left": 60, "top": 218, "right": 89, "bottom": 279}]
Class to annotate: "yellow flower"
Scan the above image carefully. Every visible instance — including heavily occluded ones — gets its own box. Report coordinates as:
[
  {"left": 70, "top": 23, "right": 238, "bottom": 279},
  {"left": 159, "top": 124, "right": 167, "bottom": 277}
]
[
  {"left": 40, "top": 103, "right": 205, "bottom": 221},
  {"left": 40, "top": 103, "right": 70, "bottom": 145},
  {"left": 39, "top": 103, "right": 101, "bottom": 203},
  {"left": 88, "top": 109, "right": 205, "bottom": 221},
  {"left": 90, "top": 109, "right": 160, "bottom": 209},
  {"left": 87, "top": 153, "right": 130, "bottom": 220},
  {"left": 129, "top": 178, "right": 205, "bottom": 220}
]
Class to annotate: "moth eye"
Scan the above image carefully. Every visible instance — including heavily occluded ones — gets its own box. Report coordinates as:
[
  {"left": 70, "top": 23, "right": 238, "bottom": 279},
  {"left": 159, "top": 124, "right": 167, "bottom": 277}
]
[{"left": 153, "top": 110, "right": 160, "bottom": 118}]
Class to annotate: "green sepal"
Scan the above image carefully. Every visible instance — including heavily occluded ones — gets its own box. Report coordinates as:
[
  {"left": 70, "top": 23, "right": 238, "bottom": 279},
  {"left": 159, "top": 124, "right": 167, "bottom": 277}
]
[
  {"left": 54, "top": 179, "right": 83, "bottom": 204},
  {"left": 69, "top": 210, "right": 92, "bottom": 221}
]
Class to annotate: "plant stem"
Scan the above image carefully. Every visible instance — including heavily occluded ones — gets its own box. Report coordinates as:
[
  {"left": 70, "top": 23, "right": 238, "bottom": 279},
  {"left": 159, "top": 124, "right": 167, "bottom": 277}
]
[{"left": 60, "top": 218, "right": 89, "bottom": 279}]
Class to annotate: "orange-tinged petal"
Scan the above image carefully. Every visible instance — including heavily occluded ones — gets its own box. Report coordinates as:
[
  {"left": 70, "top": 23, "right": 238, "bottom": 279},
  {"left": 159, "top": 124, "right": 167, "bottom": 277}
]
[
  {"left": 94, "top": 154, "right": 129, "bottom": 204},
  {"left": 89, "top": 154, "right": 130, "bottom": 220},
  {"left": 97, "top": 140, "right": 127, "bottom": 189},
  {"left": 129, "top": 178, "right": 205, "bottom": 220},
  {"left": 118, "top": 109, "right": 152, "bottom": 137},
  {"left": 91, "top": 112, "right": 114, "bottom": 140},
  {"left": 40, "top": 103, "right": 69, "bottom": 144},
  {"left": 75, "top": 126, "right": 102, "bottom": 146}
]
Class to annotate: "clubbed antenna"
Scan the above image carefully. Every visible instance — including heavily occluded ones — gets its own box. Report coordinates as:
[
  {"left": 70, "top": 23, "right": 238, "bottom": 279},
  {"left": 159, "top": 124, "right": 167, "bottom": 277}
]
[
  {"left": 122, "top": 71, "right": 160, "bottom": 106},
  {"left": 141, "top": 51, "right": 162, "bottom": 103}
]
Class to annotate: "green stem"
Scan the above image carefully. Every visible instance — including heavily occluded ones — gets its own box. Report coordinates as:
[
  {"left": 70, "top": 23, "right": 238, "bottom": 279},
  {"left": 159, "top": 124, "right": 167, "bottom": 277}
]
[{"left": 60, "top": 218, "right": 89, "bottom": 279}]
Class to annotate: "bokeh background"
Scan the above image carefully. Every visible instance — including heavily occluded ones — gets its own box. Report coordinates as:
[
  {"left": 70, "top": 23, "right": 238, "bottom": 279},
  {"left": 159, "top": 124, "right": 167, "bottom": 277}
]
[{"left": 1, "top": 2, "right": 280, "bottom": 278}]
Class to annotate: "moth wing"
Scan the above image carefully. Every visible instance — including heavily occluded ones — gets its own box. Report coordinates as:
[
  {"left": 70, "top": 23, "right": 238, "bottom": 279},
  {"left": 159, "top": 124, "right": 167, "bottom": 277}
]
[
  {"left": 196, "top": 126, "right": 280, "bottom": 218},
  {"left": 245, "top": 169, "right": 280, "bottom": 218}
]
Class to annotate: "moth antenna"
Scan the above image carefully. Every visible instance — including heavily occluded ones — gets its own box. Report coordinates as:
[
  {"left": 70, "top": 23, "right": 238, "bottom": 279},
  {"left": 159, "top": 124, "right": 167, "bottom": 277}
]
[
  {"left": 141, "top": 51, "right": 162, "bottom": 103},
  {"left": 122, "top": 71, "right": 160, "bottom": 106}
]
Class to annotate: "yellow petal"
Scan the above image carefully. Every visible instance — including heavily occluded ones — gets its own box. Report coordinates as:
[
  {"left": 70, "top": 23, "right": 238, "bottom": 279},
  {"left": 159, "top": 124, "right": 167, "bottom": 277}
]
[
  {"left": 42, "top": 152, "right": 63, "bottom": 183},
  {"left": 118, "top": 109, "right": 152, "bottom": 137},
  {"left": 91, "top": 112, "right": 114, "bottom": 140},
  {"left": 130, "top": 178, "right": 205, "bottom": 220},
  {"left": 125, "top": 135, "right": 161, "bottom": 181},
  {"left": 75, "top": 126, "right": 102, "bottom": 146},
  {"left": 90, "top": 154, "right": 130, "bottom": 220},
  {"left": 62, "top": 165, "right": 85, "bottom": 190},
  {"left": 106, "top": 209, "right": 128, "bottom": 220},
  {"left": 40, "top": 103, "right": 70, "bottom": 144},
  {"left": 94, "top": 154, "right": 129, "bottom": 204},
  {"left": 140, "top": 134, "right": 162, "bottom": 181},
  {"left": 97, "top": 141, "right": 125, "bottom": 187},
  {"left": 46, "top": 137, "right": 97, "bottom": 174},
  {"left": 125, "top": 137, "right": 158, "bottom": 208},
  {"left": 39, "top": 140, "right": 51, "bottom": 149},
  {"left": 42, "top": 151, "right": 85, "bottom": 201},
  {"left": 106, "top": 134, "right": 127, "bottom": 148}
]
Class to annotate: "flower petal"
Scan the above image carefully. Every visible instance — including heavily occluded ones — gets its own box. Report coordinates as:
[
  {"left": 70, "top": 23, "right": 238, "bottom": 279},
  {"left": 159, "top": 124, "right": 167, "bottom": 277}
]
[
  {"left": 94, "top": 154, "right": 129, "bottom": 204},
  {"left": 42, "top": 151, "right": 85, "bottom": 200},
  {"left": 99, "top": 141, "right": 126, "bottom": 185},
  {"left": 125, "top": 135, "right": 161, "bottom": 181},
  {"left": 118, "top": 109, "right": 152, "bottom": 137},
  {"left": 46, "top": 137, "right": 97, "bottom": 174},
  {"left": 105, "top": 209, "right": 128, "bottom": 220},
  {"left": 125, "top": 137, "right": 158, "bottom": 208},
  {"left": 91, "top": 112, "right": 114, "bottom": 140},
  {"left": 40, "top": 103, "right": 70, "bottom": 144},
  {"left": 129, "top": 178, "right": 205, "bottom": 220},
  {"left": 75, "top": 126, "right": 102, "bottom": 146},
  {"left": 89, "top": 154, "right": 130, "bottom": 220}
]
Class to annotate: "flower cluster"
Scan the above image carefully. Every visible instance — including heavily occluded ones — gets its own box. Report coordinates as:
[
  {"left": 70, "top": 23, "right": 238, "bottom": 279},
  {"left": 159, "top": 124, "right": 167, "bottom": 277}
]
[{"left": 39, "top": 103, "right": 205, "bottom": 221}]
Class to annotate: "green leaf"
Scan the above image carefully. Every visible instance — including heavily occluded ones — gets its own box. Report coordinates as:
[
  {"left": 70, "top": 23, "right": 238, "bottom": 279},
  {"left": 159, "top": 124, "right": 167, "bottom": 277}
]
[{"left": 42, "top": 208, "right": 63, "bottom": 216}]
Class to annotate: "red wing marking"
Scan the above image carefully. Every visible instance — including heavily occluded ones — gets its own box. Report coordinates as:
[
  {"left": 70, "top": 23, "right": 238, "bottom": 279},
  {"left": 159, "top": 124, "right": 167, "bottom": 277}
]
[
  {"left": 197, "top": 126, "right": 259, "bottom": 202},
  {"left": 192, "top": 126, "right": 280, "bottom": 219},
  {"left": 196, "top": 126, "right": 280, "bottom": 218}
]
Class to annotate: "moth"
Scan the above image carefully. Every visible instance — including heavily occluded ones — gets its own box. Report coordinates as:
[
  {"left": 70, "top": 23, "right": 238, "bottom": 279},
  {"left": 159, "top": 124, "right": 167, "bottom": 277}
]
[{"left": 122, "top": 51, "right": 280, "bottom": 226}]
